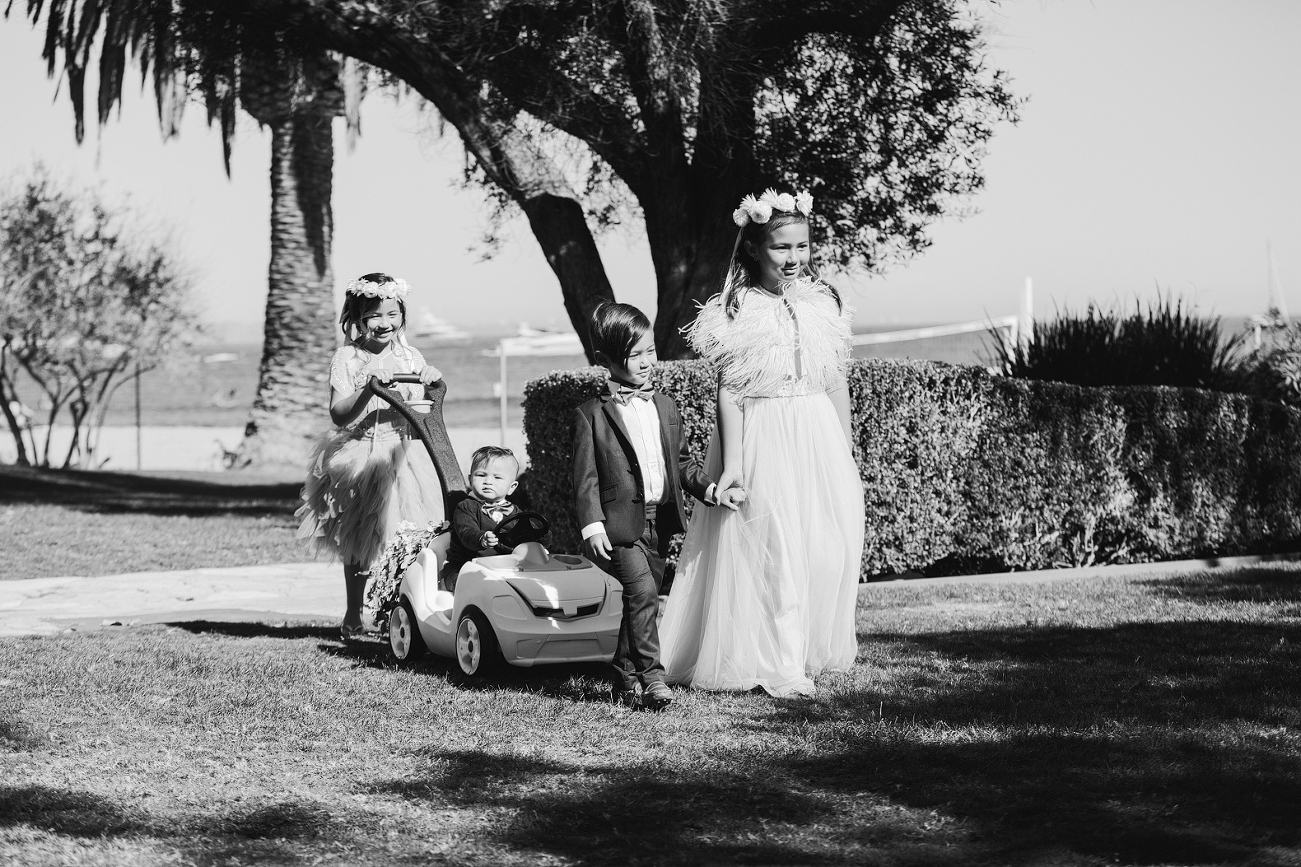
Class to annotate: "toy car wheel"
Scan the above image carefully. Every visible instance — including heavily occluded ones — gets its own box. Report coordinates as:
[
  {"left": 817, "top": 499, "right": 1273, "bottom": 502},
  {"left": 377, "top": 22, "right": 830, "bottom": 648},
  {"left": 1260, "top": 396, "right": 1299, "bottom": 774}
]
[
  {"left": 455, "top": 609, "right": 500, "bottom": 677},
  {"left": 388, "top": 599, "right": 427, "bottom": 662}
]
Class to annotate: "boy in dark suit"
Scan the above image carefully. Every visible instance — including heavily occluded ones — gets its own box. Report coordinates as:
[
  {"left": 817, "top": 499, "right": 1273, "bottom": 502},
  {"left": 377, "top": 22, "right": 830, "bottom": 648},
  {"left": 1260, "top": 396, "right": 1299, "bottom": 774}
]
[{"left": 572, "top": 302, "right": 741, "bottom": 710}]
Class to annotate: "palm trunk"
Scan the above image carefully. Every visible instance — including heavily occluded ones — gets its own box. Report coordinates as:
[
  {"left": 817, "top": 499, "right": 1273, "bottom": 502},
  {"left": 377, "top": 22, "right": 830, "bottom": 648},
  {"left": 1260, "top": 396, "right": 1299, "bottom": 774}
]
[{"left": 235, "top": 53, "right": 342, "bottom": 468}]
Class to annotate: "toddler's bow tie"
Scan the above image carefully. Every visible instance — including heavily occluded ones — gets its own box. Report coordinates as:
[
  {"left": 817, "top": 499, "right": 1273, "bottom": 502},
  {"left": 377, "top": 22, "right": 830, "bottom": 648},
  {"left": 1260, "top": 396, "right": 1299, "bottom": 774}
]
[
  {"left": 609, "top": 381, "right": 655, "bottom": 405},
  {"left": 481, "top": 501, "right": 512, "bottom": 519}
]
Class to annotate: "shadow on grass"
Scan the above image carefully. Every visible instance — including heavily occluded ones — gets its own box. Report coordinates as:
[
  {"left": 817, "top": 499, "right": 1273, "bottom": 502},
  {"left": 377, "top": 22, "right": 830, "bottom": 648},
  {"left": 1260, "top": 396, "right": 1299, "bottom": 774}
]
[
  {"left": 170, "top": 619, "right": 341, "bottom": 643},
  {"left": 365, "top": 749, "right": 846, "bottom": 866},
  {"left": 361, "top": 617, "right": 1301, "bottom": 866},
  {"left": 0, "top": 784, "right": 337, "bottom": 844},
  {"left": 171, "top": 618, "right": 621, "bottom": 702},
  {"left": 1143, "top": 564, "right": 1301, "bottom": 609},
  {"left": 321, "top": 639, "right": 620, "bottom": 702},
  {"left": 10, "top": 612, "right": 1298, "bottom": 863},
  {"left": 0, "top": 464, "right": 301, "bottom": 517}
]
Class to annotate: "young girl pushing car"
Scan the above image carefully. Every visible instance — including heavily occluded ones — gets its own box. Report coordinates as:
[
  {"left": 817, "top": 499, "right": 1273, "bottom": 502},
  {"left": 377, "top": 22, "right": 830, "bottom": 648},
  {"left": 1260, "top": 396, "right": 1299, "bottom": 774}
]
[{"left": 296, "top": 273, "right": 445, "bottom": 639}]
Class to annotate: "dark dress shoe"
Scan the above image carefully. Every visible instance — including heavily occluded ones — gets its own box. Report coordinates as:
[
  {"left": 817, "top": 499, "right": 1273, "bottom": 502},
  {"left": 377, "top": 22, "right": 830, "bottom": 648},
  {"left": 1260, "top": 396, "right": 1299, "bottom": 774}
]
[{"left": 643, "top": 681, "right": 674, "bottom": 711}]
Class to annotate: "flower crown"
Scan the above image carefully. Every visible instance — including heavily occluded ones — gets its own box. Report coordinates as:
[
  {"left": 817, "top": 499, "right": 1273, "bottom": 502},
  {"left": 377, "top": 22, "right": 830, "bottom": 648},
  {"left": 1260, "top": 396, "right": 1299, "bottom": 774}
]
[
  {"left": 732, "top": 188, "right": 814, "bottom": 227},
  {"left": 346, "top": 276, "right": 410, "bottom": 300}
]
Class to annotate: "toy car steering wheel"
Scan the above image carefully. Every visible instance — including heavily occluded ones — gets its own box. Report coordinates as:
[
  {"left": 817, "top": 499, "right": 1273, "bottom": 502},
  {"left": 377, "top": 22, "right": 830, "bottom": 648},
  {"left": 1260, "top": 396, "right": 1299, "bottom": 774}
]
[{"left": 493, "top": 511, "right": 550, "bottom": 548}]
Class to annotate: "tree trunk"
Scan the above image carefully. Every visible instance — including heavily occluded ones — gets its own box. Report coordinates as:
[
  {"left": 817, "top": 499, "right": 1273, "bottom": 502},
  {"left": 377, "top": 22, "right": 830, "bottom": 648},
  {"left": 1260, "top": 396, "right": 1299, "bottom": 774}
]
[
  {"left": 0, "top": 353, "right": 32, "bottom": 467},
  {"left": 517, "top": 193, "right": 615, "bottom": 361},
  {"left": 650, "top": 216, "right": 739, "bottom": 359},
  {"left": 469, "top": 123, "right": 616, "bottom": 361},
  {"left": 642, "top": 78, "right": 761, "bottom": 359},
  {"left": 234, "top": 52, "right": 343, "bottom": 468}
]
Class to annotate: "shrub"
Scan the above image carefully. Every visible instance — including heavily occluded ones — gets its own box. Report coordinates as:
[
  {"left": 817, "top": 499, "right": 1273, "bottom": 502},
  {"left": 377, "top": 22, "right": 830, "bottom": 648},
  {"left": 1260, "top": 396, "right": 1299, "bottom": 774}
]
[
  {"left": 524, "top": 359, "right": 1301, "bottom": 578},
  {"left": 1241, "top": 322, "right": 1301, "bottom": 406},
  {"left": 989, "top": 296, "right": 1247, "bottom": 392}
]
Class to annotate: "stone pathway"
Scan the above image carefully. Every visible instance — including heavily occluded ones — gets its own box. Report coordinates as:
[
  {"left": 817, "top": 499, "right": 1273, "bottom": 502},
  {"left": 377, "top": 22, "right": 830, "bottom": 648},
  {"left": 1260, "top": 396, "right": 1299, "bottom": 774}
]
[
  {"left": 2, "top": 552, "right": 1296, "bottom": 638},
  {"left": 0, "top": 562, "right": 341, "bottom": 637}
]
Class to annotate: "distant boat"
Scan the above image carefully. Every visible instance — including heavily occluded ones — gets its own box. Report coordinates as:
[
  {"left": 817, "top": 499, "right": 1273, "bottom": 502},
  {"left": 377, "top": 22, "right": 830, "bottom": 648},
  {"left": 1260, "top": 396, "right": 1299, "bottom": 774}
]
[
  {"left": 515, "top": 321, "right": 557, "bottom": 338},
  {"left": 414, "top": 308, "right": 471, "bottom": 342},
  {"left": 1247, "top": 241, "right": 1291, "bottom": 346},
  {"left": 512, "top": 321, "right": 582, "bottom": 350}
]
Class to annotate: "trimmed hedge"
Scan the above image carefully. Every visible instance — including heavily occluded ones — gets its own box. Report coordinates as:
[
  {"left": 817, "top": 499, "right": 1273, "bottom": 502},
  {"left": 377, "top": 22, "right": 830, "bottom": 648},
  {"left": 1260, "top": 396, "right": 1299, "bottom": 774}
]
[{"left": 522, "top": 359, "right": 1301, "bottom": 577}]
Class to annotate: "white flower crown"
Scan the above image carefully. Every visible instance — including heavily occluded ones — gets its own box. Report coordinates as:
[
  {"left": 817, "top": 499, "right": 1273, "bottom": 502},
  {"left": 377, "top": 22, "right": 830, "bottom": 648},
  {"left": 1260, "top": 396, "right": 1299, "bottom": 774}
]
[
  {"left": 346, "top": 276, "right": 410, "bottom": 300},
  {"left": 732, "top": 188, "right": 814, "bottom": 227}
]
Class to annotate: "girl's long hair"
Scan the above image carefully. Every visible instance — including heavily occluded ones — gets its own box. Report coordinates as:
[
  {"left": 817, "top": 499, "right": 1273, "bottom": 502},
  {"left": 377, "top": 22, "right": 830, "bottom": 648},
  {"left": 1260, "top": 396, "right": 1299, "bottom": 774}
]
[
  {"left": 720, "top": 212, "right": 841, "bottom": 318},
  {"left": 339, "top": 272, "right": 409, "bottom": 343}
]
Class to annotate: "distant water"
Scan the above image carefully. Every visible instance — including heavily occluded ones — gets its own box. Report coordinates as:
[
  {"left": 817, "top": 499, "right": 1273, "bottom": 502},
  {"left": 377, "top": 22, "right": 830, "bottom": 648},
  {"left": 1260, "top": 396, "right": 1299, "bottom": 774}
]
[
  {"left": 10, "top": 316, "right": 1266, "bottom": 428},
  {"left": 7, "top": 335, "right": 590, "bottom": 429}
]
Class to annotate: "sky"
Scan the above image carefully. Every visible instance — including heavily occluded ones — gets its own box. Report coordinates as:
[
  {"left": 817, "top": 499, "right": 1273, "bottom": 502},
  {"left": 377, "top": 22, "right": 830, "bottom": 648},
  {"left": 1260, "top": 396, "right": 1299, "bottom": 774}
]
[{"left": 1, "top": 0, "right": 1298, "bottom": 335}]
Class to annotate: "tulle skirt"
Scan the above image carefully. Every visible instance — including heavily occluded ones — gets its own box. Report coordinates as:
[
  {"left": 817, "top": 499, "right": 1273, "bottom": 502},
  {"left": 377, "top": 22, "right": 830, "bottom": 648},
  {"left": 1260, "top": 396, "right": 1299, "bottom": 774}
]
[
  {"left": 660, "top": 391, "right": 864, "bottom": 696},
  {"left": 296, "top": 424, "right": 445, "bottom": 569}
]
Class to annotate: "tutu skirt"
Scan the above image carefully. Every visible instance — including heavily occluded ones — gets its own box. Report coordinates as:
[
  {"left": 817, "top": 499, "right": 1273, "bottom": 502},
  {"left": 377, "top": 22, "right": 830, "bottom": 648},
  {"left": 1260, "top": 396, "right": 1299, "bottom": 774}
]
[
  {"left": 296, "top": 425, "right": 445, "bottom": 569},
  {"left": 660, "top": 392, "right": 864, "bottom": 696}
]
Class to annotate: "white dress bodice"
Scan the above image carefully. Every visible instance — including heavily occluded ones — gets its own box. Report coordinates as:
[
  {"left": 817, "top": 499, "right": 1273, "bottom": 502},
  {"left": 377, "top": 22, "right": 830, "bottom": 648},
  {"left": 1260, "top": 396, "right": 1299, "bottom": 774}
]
[{"left": 328, "top": 341, "right": 428, "bottom": 434}]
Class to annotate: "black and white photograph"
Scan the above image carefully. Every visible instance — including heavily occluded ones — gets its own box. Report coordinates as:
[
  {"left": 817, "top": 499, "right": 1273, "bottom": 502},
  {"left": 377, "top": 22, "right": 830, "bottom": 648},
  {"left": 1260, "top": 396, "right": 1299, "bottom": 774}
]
[{"left": 1, "top": 1, "right": 1299, "bottom": 864}]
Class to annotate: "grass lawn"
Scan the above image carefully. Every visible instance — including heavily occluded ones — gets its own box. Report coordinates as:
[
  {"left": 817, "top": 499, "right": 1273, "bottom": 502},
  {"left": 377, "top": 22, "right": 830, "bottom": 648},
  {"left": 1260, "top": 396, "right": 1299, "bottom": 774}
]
[
  {"left": 2, "top": 564, "right": 1299, "bottom": 865},
  {"left": 0, "top": 465, "right": 307, "bottom": 579}
]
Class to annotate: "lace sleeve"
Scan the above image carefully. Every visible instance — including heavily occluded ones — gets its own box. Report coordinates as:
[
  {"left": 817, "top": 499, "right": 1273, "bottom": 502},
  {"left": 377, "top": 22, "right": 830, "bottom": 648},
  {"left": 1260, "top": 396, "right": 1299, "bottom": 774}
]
[
  {"left": 406, "top": 345, "right": 428, "bottom": 373},
  {"left": 395, "top": 344, "right": 427, "bottom": 401},
  {"left": 329, "top": 346, "right": 355, "bottom": 395}
]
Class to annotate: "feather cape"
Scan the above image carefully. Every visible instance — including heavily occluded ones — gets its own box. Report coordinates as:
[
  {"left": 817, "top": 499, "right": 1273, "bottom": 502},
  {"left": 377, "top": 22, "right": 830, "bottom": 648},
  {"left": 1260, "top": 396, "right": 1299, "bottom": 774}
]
[{"left": 687, "top": 278, "right": 853, "bottom": 398}]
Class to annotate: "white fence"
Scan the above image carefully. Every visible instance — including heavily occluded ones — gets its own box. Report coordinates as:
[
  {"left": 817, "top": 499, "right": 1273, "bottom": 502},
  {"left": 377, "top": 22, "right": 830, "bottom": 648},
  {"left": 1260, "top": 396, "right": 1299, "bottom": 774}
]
[
  {"left": 853, "top": 278, "right": 1035, "bottom": 359},
  {"left": 851, "top": 314, "right": 1021, "bottom": 352}
]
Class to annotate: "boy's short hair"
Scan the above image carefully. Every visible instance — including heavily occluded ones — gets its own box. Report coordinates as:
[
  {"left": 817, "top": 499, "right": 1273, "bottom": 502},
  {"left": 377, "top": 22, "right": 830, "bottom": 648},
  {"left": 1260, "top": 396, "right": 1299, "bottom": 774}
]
[
  {"left": 589, "top": 302, "right": 651, "bottom": 364},
  {"left": 470, "top": 445, "right": 519, "bottom": 477}
]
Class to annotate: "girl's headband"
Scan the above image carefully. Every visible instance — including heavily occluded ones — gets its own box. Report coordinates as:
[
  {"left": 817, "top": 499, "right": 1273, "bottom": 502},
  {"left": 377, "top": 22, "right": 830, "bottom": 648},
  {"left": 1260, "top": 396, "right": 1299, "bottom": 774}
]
[
  {"left": 346, "top": 276, "right": 410, "bottom": 300},
  {"left": 732, "top": 189, "right": 813, "bottom": 227}
]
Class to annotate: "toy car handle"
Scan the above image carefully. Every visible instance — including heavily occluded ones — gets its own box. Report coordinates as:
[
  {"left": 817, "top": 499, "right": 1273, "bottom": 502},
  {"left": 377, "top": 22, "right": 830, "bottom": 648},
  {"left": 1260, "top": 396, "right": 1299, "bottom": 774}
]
[{"left": 368, "top": 375, "right": 467, "bottom": 508}]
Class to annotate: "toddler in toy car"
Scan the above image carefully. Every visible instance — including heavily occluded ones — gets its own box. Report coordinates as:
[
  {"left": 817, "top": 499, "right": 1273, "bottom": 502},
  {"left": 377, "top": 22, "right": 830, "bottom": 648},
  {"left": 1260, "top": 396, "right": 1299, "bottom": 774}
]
[{"left": 444, "top": 445, "right": 523, "bottom": 586}]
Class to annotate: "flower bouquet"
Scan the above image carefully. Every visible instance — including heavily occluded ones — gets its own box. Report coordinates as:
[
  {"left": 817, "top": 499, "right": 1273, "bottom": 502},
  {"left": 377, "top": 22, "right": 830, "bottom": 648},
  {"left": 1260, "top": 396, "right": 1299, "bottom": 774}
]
[{"left": 364, "top": 519, "right": 450, "bottom": 632}]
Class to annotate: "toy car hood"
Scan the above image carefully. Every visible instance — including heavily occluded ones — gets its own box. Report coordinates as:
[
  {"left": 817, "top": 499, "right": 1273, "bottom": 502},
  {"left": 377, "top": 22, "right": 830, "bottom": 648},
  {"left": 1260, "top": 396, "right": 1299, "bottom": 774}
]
[
  {"left": 472, "top": 544, "right": 610, "bottom": 616},
  {"left": 505, "top": 571, "right": 608, "bottom": 613}
]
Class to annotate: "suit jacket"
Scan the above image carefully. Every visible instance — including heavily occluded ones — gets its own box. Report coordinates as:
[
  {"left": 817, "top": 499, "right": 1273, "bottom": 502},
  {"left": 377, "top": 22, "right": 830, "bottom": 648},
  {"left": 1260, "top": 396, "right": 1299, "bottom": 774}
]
[
  {"left": 572, "top": 390, "right": 714, "bottom": 555},
  {"left": 446, "top": 497, "right": 519, "bottom": 572}
]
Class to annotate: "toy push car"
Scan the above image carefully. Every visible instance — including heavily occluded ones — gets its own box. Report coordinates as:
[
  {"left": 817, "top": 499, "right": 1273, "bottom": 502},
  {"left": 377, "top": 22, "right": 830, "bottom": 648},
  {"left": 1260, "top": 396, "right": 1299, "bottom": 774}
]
[{"left": 370, "top": 375, "right": 622, "bottom": 676}]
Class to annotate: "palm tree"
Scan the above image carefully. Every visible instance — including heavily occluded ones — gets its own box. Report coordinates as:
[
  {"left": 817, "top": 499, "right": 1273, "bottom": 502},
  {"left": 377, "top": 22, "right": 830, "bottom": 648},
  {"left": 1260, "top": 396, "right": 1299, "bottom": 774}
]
[
  {"left": 11, "top": 3, "right": 352, "bottom": 466},
  {"left": 233, "top": 49, "right": 344, "bottom": 467}
]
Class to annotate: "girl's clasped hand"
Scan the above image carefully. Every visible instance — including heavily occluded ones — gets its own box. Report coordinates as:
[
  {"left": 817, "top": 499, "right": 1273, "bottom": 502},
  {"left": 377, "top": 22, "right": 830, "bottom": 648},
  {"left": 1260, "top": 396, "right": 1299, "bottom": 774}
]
[{"left": 362, "top": 363, "right": 443, "bottom": 387}]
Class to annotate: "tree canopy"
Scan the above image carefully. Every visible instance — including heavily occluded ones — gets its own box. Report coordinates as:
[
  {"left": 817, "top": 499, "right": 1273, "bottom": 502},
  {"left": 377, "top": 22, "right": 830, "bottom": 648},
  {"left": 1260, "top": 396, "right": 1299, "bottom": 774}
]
[{"left": 15, "top": 0, "right": 1019, "bottom": 356}]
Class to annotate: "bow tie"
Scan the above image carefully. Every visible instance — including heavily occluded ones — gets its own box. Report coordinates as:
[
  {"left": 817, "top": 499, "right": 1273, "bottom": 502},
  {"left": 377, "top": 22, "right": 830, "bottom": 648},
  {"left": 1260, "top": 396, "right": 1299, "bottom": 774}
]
[
  {"left": 481, "top": 501, "right": 512, "bottom": 519},
  {"left": 609, "top": 381, "right": 655, "bottom": 405}
]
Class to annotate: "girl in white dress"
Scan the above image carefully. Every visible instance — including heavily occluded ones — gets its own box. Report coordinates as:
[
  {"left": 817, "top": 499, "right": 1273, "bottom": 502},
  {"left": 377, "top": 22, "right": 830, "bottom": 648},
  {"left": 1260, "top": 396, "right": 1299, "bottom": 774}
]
[
  {"left": 659, "top": 190, "right": 865, "bottom": 696},
  {"left": 296, "top": 273, "right": 445, "bottom": 638}
]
